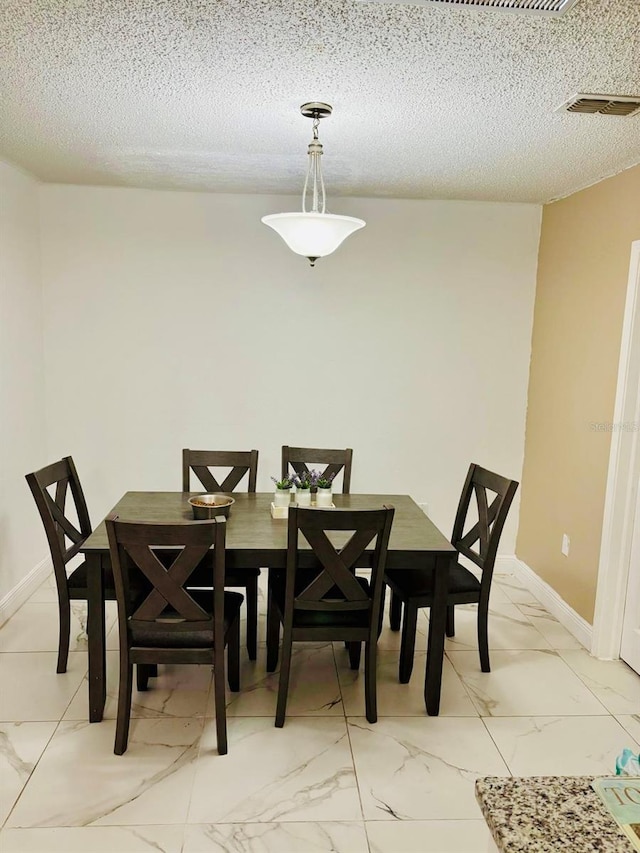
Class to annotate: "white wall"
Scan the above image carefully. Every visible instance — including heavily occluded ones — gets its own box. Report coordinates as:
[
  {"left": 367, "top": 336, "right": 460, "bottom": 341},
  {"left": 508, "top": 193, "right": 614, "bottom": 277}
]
[
  {"left": 40, "top": 185, "right": 541, "bottom": 551},
  {"left": 0, "top": 161, "right": 46, "bottom": 604}
]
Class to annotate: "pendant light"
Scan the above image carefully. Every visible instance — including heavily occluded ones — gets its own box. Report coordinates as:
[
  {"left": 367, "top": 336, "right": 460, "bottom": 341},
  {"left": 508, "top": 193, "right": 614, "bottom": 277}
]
[{"left": 261, "top": 103, "right": 366, "bottom": 266}]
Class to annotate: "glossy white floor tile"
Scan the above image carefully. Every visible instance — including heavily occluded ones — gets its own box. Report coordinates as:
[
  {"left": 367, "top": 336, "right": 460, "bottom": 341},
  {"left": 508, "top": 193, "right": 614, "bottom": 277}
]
[
  {"left": 447, "top": 649, "right": 608, "bottom": 716},
  {"left": 0, "top": 825, "right": 184, "bottom": 852},
  {"left": 494, "top": 577, "right": 541, "bottom": 606},
  {"left": 0, "top": 602, "right": 115, "bottom": 655},
  {"left": 515, "top": 602, "right": 583, "bottom": 649},
  {"left": 375, "top": 613, "right": 429, "bottom": 652},
  {"left": 6, "top": 718, "right": 203, "bottom": 827},
  {"left": 615, "top": 713, "right": 640, "bottom": 742},
  {"left": 183, "top": 821, "right": 369, "bottom": 852},
  {"left": 338, "top": 651, "right": 478, "bottom": 717},
  {"left": 558, "top": 648, "right": 640, "bottom": 714},
  {"left": 366, "top": 819, "right": 493, "bottom": 853},
  {"left": 348, "top": 717, "right": 509, "bottom": 821},
  {"left": 0, "top": 723, "right": 57, "bottom": 824},
  {"left": 483, "top": 715, "right": 639, "bottom": 776},
  {"left": 444, "top": 602, "right": 551, "bottom": 653},
  {"left": 189, "top": 716, "right": 361, "bottom": 824},
  {"left": 2, "top": 568, "right": 638, "bottom": 850},
  {"left": 223, "top": 644, "right": 343, "bottom": 718},
  {"left": 0, "top": 653, "right": 87, "bottom": 722},
  {"left": 64, "top": 651, "right": 213, "bottom": 721}
]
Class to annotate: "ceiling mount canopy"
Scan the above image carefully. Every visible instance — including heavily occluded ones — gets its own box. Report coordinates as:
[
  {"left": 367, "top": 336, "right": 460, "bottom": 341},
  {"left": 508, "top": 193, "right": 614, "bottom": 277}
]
[{"left": 261, "top": 102, "right": 366, "bottom": 267}]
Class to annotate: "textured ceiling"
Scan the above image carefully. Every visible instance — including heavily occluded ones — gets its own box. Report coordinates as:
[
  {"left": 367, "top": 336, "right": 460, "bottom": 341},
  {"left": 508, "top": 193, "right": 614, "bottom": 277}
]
[{"left": 1, "top": 0, "right": 639, "bottom": 203}]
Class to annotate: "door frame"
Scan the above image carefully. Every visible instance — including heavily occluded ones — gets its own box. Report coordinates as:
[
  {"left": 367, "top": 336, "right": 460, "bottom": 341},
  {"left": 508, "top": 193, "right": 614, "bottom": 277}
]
[{"left": 592, "top": 241, "right": 640, "bottom": 659}]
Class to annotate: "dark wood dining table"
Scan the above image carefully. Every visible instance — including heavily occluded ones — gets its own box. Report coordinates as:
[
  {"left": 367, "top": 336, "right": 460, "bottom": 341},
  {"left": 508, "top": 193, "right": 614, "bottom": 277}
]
[{"left": 80, "top": 491, "right": 456, "bottom": 723}]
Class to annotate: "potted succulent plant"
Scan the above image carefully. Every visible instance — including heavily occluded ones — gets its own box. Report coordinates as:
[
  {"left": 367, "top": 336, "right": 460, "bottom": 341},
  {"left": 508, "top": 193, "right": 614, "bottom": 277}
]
[
  {"left": 293, "top": 472, "right": 312, "bottom": 506},
  {"left": 314, "top": 471, "right": 335, "bottom": 507},
  {"left": 271, "top": 475, "right": 294, "bottom": 507}
]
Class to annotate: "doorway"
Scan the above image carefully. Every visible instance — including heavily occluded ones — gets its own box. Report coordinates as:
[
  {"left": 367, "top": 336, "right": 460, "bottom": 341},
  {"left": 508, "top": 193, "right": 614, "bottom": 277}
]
[{"left": 592, "top": 241, "right": 640, "bottom": 668}]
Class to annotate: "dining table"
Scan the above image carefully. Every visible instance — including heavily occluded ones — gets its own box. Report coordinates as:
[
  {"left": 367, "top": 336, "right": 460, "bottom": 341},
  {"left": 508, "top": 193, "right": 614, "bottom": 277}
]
[{"left": 80, "top": 491, "right": 456, "bottom": 723}]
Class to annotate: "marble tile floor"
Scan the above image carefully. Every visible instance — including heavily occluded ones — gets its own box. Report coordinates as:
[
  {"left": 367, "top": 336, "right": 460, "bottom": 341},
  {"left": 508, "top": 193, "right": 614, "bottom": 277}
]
[{"left": 1, "top": 571, "right": 638, "bottom": 853}]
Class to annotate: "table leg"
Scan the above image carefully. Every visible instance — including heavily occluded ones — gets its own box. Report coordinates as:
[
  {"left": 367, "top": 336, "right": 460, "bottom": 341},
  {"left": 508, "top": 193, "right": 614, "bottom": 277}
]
[
  {"left": 87, "top": 552, "right": 106, "bottom": 722},
  {"left": 424, "top": 553, "right": 450, "bottom": 715}
]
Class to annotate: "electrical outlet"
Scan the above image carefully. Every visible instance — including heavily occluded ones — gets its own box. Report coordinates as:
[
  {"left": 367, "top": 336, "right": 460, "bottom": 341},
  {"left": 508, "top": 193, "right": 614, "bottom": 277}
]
[{"left": 562, "top": 534, "right": 570, "bottom": 557}]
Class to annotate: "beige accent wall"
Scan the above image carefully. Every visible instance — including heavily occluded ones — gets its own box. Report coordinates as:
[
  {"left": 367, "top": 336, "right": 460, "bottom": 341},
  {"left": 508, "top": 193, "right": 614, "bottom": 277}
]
[{"left": 517, "top": 164, "right": 640, "bottom": 624}]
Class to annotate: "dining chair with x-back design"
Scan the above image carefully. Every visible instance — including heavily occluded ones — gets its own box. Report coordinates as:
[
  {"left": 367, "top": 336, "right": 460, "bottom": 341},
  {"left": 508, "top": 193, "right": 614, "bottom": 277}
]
[
  {"left": 267, "top": 504, "right": 394, "bottom": 727},
  {"left": 385, "top": 463, "right": 518, "bottom": 682},
  {"left": 26, "top": 456, "right": 115, "bottom": 674},
  {"left": 182, "top": 448, "right": 260, "bottom": 660}
]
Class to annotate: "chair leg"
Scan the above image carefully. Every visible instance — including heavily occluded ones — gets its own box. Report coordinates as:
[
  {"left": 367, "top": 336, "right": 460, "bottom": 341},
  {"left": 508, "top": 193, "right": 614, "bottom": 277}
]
[
  {"left": 389, "top": 589, "right": 402, "bottom": 632},
  {"left": 275, "top": 626, "right": 293, "bottom": 728},
  {"left": 246, "top": 575, "right": 258, "bottom": 661},
  {"left": 213, "top": 644, "right": 228, "bottom": 755},
  {"left": 478, "top": 599, "right": 491, "bottom": 673},
  {"left": 266, "top": 585, "right": 280, "bottom": 672},
  {"left": 136, "top": 664, "right": 150, "bottom": 692},
  {"left": 347, "top": 641, "right": 362, "bottom": 670},
  {"left": 446, "top": 605, "right": 455, "bottom": 637},
  {"left": 399, "top": 603, "right": 418, "bottom": 684},
  {"left": 377, "top": 584, "right": 386, "bottom": 639},
  {"left": 114, "top": 652, "right": 133, "bottom": 755},
  {"left": 56, "top": 599, "right": 71, "bottom": 674},
  {"left": 364, "top": 641, "right": 378, "bottom": 723},
  {"left": 227, "top": 615, "right": 241, "bottom": 692}
]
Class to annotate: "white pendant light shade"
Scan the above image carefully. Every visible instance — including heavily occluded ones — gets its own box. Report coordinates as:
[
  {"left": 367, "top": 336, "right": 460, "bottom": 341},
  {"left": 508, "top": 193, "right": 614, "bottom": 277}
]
[
  {"left": 262, "top": 102, "right": 366, "bottom": 266},
  {"left": 261, "top": 212, "right": 366, "bottom": 261}
]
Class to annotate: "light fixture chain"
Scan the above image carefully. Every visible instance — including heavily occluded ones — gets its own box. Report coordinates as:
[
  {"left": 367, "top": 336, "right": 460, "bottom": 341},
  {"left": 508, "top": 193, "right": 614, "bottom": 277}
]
[{"left": 302, "top": 113, "right": 325, "bottom": 214}]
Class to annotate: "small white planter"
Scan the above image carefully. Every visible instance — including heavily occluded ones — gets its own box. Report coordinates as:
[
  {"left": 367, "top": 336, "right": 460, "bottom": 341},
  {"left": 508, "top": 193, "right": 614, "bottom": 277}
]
[
  {"left": 295, "top": 489, "right": 312, "bottom": 507},
  {"left": 315, "top": 487, "right": 333, "bottom": 507},
  {"left": 273, "top": 488, "right": 292, "bottom": 507}
]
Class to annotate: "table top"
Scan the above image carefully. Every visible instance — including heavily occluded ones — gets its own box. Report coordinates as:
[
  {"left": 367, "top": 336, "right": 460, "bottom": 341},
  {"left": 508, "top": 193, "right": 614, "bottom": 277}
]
[
  {"left": 475, "top": 776, "right": 635, "bottom": 853},
  {"left": 81, "top": 491, "right": 455, "bottom": 570}
]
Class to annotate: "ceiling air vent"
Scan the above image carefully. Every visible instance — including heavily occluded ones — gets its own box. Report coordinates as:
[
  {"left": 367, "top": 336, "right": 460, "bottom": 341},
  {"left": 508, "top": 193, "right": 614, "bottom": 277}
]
[
  {"left": 354, "top": 0, "right": 581, "bottom": 16},
  {"left": 558, "top": 94, "right": 640, "bottom": 117}
]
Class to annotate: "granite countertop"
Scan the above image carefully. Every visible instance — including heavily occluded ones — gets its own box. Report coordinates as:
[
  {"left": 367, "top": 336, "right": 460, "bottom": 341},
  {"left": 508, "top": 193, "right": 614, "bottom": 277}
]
[{"left": 476, "top": 776, "right": 634, "bottom": 853}]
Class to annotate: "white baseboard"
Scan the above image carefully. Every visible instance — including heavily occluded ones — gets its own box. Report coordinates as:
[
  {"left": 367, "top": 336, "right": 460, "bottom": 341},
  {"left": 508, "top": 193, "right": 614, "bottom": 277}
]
[
  {"left": 0, "top": 556, "right": 52, "bottom": 627},
  {"left": 495, "top": 555, "right": 594, "bottom": 652}
]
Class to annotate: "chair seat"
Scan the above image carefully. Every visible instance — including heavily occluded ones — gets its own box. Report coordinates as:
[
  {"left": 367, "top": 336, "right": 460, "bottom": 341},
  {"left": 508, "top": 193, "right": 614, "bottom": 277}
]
[
  {"left": 270, "top": 573, "right": 371, "bottom": 628},
  {"left": 130, "top": 590, "right": 244, "bottom": 647},
  {"left": 387, "top": 562, "right": 481, "bottom": 600}
]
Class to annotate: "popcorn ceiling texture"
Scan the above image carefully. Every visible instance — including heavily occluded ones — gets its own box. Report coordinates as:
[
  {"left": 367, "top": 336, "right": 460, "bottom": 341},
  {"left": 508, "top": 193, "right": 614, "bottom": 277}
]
[{"left": 0, "top": 0, "right": 638, "bottom": 203}]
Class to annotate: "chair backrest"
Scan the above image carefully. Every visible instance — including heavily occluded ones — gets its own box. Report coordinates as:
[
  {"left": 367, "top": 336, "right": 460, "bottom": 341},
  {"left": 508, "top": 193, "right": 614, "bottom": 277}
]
[
  {"left": 451, "top": 463, "right": 519, "bottom": 587},
  {"left": 26, "top": 456, "right": 92, "bottom": 591},
  {"left": 182, "top": 449, "right": 258, "bottom": 493},
  {"left": 285, "top": 505, "right": 394, "bottom": 628},
  {"left": 281, "top": 446, "right": 353, "bottom": 494},
  {"left": 105, "top": 515, "right": 226, "bottom": 647}
]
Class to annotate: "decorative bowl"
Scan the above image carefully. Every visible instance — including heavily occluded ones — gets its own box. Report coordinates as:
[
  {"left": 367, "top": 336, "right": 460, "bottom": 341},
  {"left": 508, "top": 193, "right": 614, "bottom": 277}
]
[{"left": 188, "top": 494, "right": 235, "bottom": 520}]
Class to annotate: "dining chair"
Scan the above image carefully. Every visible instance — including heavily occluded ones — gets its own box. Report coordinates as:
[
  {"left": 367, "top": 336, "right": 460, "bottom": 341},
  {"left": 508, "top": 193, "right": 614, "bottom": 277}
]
[
  {"left": 281, "top": 446, "right": 353, "bottom": 494},
  {"left": 105, "top": 514, "right": 242, "bottom": 755},
  {"left": 266, "top": 504, "right": 394, "bottom": 727},
  {"left": 182, "top": 448, "right": 260, "bottom": 660},
  {"left": 25, "top": 456, "right": 114, "bottom": 674},
  {"left": 385, "top": 463, "right": 518, "bottom": 682}
]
